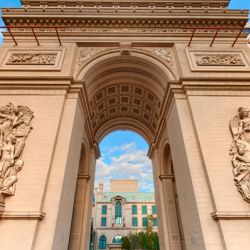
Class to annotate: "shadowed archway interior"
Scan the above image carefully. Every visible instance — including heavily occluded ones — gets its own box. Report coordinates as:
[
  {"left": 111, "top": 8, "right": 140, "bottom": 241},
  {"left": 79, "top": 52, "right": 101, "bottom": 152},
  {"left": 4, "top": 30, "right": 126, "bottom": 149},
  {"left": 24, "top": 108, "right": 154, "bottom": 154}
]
[{"left": 76, "top": 49, "right": 177, "bottom": 144}]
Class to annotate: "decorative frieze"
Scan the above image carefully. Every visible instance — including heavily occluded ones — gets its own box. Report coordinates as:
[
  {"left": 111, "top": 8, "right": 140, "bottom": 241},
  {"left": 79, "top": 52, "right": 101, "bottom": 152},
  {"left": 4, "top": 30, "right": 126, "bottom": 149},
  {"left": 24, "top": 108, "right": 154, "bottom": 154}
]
[
  {"left": 7, "top": 53, "right": 57, "bottom": 65},
  {"left": 0, "top": 48, "right": 66, "bottom": 71},
  {"left": 186, "top": 49, "right": 250, "bottom": 72},
  {"left": 229, "top": 107, "right": 250, "bottom": 203},
  {"left": 196, "top": 55, "right": 244, "bottom": 66}
]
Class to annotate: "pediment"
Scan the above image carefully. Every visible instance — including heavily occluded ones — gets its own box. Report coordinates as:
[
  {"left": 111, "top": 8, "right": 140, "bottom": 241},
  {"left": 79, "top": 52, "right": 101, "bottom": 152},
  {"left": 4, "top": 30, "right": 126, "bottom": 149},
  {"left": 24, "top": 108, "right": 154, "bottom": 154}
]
[{"left": 111, "top": 195, "right": 126, "bottom": 205}]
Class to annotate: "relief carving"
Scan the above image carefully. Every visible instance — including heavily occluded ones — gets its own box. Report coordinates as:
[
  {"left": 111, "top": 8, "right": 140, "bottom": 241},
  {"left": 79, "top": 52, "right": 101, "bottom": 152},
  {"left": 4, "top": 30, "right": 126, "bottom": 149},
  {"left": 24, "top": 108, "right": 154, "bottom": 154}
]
[
  {"left": 141, "top": 48, "right": 173, "bottom": 66},
  {"left": 7, "top": 53, "right": 56, "bottom": 65},
  {"left": 77, "top": 48, "right": 108, "bottom": 68},
  {"left": 230, "top": 107, "right": 250, "bottom": 203},
  {"left": 0, "top": 103, "right": 34, "bottom": 196},
  {"left": 196, "top": 55, "right": 244, "bottom": 66}
]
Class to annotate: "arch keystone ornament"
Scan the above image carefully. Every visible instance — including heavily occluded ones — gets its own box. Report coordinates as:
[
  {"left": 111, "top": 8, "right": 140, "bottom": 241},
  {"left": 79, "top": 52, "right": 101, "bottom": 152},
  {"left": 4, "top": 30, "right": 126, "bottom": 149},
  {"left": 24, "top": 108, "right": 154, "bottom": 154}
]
[
  {"left": 0, "top": 103, "right": 34, "bottom": 202},
  {"left": 230, "top": 107, "right": 250, "bottom": 203}
]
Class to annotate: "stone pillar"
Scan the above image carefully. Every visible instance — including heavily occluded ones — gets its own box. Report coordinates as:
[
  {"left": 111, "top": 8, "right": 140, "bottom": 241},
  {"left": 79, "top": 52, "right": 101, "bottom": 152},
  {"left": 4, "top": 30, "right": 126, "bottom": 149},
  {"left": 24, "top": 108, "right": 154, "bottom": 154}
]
[
  {"left": 167, "top": 99, "right": 224, "bottom": 250},
  {"left": 160, "top": 175, "right": 183, "bottom": 250},
  {"left": 151, "top": 149, "right": 172, "bottom": 250},
  {"left": 32, "top": 98, "right": 85, "bottom": 250}
]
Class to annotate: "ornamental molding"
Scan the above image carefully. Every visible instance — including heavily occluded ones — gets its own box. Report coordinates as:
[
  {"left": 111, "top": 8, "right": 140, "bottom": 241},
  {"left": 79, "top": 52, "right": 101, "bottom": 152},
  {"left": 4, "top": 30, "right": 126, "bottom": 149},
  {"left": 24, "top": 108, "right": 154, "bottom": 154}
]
[
  {"left": 141, "top": 48, "right": 173, "bottom": 66},
  {"left": 2, "top": 6, "right": 246, "bottom": 16},
  {"left": 0, "top": 211, "right": 45, "bottom": 221},
  {"left": 211, "top": 211, "right": 250, "bottom": 220},
  {"left": 0, "top": 103, "right": 34, "bottom": 198},
  {"left": 4, "top": 27, "right": 243, "bottom": 36},
  {"left": 229, "top": 107, "right": 250, "bottom": 203}
]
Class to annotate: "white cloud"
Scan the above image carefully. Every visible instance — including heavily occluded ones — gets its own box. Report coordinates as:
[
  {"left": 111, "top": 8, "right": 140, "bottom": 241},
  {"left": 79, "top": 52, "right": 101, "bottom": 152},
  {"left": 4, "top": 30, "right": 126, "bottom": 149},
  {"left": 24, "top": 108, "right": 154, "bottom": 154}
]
[{"left": 95, "top": 142, "right": 154, "bottom": 192}]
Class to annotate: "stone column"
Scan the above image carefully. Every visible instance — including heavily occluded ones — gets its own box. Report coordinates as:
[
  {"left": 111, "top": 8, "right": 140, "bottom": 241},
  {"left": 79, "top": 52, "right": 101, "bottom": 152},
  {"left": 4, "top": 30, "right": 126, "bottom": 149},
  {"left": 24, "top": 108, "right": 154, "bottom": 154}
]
[
  {"left": 160, "top": 175, "right": 183, "bottom": 250},
  {"left": 151, "top": 149, "right": 172, "bottom": 250}
]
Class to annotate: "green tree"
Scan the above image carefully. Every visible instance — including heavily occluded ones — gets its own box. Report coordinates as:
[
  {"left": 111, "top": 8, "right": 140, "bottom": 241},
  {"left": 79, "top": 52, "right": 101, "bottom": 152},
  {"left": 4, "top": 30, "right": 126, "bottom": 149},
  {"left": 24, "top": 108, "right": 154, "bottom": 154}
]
[
  {"left": 121, "top": 215, "right": 160, "bottom": 249},
  {"left": 121, "top": 235, "right": 131, "bottom": 250}
]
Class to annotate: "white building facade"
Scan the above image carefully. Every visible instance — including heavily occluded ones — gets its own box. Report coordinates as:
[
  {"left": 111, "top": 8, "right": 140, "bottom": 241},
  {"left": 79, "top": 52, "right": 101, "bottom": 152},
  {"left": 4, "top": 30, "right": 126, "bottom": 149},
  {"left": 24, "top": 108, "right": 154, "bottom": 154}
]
[{"left": 92, "top": 180, "right": 158, "bottom": 250}]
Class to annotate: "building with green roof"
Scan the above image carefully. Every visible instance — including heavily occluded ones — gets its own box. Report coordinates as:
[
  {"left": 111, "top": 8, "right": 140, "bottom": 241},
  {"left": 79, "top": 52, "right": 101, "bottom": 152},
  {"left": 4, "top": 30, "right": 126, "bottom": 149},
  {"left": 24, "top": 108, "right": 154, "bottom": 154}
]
[{"left": 92, "top": 180, "right": 158, "bottom": 250}]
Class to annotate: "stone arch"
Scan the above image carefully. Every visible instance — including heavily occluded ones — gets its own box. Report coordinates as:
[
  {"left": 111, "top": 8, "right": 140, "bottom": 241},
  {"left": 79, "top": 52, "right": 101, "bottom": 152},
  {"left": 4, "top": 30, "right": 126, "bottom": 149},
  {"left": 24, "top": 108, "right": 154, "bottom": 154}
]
[
  {"left": 162, "top": 140, "right": 173, "bottom": 175},
  {"left": 78, "top": 140, "right": 89, "bottom": 174},
  {"left": 76, "top": 48, "right": 179, "bottom": 144}
]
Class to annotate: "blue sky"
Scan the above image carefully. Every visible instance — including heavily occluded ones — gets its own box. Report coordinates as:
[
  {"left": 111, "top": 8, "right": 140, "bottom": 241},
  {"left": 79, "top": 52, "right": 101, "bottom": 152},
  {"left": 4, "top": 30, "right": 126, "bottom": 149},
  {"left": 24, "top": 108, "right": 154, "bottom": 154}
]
[
  {"left": 0, "top": 0, "right": 249, "bottom": 191},
  {"left": 95, "top": 131, "right": 154, "bottom": 192}
]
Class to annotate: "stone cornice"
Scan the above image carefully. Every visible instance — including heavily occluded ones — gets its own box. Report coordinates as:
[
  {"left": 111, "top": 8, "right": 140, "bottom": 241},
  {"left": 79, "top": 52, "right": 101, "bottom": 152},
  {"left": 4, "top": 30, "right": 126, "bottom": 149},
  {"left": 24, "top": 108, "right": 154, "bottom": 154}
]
[
  {"left": 0, "top": 211, "right": 46, "bottom": 221},
  {"left": 211, "top": 212, "right": 250, "bottom": 221},
  {"left": 20, "top": 0, "right": 231, "bottom": 6},
  {"left": 3, "top": 7, "right": 247, "bottom": 17},
  {"left": 159, "top": 174, "right": 175, "bottom": 180}
]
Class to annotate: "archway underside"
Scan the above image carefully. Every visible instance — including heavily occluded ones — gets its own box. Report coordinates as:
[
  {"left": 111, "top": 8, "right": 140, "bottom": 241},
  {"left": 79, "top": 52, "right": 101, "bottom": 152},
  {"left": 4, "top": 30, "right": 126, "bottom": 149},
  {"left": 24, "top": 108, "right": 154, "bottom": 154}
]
[{"left": 79, "top": 52, "right": 176, "bottom": 144}]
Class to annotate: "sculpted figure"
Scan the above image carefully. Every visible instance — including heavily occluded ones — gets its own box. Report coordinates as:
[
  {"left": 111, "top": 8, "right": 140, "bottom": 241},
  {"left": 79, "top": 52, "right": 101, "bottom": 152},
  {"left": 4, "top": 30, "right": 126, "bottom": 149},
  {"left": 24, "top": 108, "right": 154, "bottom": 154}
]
[
  {"left": 230, "top": 109, "right": 250, "bottom": 203},
  {"left": 230, "top": 107, "right": 250, "bottom": 143},
  {"left": 0, "top": 103, "right": 34, "bottom": 197},
  {"left": 0, "top": 134, "right": 16, "bottom": 186},
  {"left": 0, "top": 160, "right": 24, "bottom": 195}
]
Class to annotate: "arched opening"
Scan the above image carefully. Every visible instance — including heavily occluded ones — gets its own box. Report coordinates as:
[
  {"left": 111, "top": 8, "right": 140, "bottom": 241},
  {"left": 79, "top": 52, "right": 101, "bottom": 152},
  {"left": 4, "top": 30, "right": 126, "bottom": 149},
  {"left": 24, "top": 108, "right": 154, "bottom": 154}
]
[
  {"left": 163, "top": 143, "right": 172, "bottom": 174},
  {"left": 92, "top": 131, "right": 156, "bottom": 250},
  {"left": 75, "top": 49, "right": 178, "bottom": 145},
  {"left": 69, "top": 50, "right": 183, "bottom": 250},
  {"left": 112, "top": 236, "right": 122, "bottom": 244},
  {"left": 99, "top": 236, "right": 106, "bottom": 249}
]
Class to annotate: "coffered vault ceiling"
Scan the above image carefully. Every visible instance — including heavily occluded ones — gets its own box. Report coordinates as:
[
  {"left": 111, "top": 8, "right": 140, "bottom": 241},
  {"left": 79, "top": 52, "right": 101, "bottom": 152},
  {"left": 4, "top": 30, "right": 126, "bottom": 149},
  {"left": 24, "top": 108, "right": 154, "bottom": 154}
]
[{"left": 77, "top": 49, "right": 177, "bottom": 143}]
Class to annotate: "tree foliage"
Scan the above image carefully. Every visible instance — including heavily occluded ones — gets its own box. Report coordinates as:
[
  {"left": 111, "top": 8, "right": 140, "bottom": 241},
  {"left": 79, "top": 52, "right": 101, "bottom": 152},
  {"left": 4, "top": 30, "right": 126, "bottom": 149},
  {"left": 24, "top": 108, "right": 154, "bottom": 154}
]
[{"left": 121, "top": 214, "right": 160, "bottom": 249}]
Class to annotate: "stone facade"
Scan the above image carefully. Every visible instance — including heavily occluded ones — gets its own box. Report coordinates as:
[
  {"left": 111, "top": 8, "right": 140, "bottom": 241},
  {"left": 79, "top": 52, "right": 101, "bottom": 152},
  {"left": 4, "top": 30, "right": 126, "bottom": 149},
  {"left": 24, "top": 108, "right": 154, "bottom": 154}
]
[
  {"left": 92, "top": 180, "right": 158, "bottom": 250},
  {"left": 0, "top": 0, "right": 249, "bottom": 249}
]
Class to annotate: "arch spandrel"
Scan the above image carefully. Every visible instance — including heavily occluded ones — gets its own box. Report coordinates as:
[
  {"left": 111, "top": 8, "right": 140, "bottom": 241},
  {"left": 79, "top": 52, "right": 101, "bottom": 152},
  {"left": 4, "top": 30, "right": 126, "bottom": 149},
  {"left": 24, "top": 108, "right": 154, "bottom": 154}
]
[{"left": 76, "top": 47, "right": 179, "bottom": 143}]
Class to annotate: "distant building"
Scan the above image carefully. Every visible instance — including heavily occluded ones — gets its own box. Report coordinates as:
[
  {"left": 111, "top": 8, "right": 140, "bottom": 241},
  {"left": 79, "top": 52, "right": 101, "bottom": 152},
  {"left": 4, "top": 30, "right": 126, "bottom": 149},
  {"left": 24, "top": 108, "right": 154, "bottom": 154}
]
[{"left": 92, "top": 180, "right": 158, "bottom": 250}]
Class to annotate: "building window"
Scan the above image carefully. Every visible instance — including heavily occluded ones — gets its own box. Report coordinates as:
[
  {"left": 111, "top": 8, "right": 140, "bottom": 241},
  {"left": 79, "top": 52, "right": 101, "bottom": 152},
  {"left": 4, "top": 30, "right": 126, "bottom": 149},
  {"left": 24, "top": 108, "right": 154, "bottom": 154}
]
[
  {"left": 115, "top": 201, "right": 122, "bottom": 224},
  {"left": 113, "top": 236, "right": 122, "bottom": 243},
  {"left": 101, "top": 217, "right": 106, "bottom": 227},
  {"left": 143, "top": 217, "right": 148, "bottom": 227},
  {"left": 132, "top": 205, "right": 137, "bottom": 214},
  {"left": 132, "top": 218, "right": 138, "bottom": 227},
  {"left": 153, "top": 218, "right": 158, "bottom": 227},
  {"left": 102, "top": 205, "right": 107, "bottom": 214},
  {"left": 99, "top": 236, "right": 106, "bottom": 249},
  {"left": 152, "top": 205, "right": 156, "bottom": 214},
  {"left": 142, "top": 206, "right": 147, "bottom": 214}
]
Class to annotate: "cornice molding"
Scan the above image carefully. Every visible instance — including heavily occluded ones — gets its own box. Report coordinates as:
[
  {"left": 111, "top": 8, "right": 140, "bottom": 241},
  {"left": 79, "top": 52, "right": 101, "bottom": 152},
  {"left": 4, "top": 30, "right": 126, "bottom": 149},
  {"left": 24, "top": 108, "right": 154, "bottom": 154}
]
[
  {"left": 159, "top": 174, "right": 175, "bottom": 180},
  {"left": 0, "top": 211, "right": 46, "bottom": 221},
  {"left": 212, "top": 212, "right": 250, "bottom": 221}
]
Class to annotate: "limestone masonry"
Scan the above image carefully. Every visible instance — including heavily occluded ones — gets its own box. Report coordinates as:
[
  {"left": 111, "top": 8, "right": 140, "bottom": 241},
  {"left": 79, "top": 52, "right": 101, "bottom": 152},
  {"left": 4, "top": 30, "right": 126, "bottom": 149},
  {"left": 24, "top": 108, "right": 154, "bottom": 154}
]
[{"left": 0, "top": 0, "right": 250, "bottom": 249}]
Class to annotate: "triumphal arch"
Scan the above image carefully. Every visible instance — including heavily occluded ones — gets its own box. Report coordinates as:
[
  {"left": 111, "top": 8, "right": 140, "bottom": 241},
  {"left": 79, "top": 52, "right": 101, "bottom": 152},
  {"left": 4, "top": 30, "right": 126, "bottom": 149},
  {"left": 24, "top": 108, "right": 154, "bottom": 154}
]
[{"left": 0, "top": 0, "right": 249, "bottom": 249}]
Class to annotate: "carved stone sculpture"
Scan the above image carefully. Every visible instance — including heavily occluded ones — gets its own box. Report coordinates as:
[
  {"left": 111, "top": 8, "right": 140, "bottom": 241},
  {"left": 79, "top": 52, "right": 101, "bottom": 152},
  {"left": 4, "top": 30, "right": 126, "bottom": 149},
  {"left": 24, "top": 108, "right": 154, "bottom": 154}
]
[
  {"left": 0, "top": 103, "right": 34, "bottom": 196},
  {"left": 197, "top": 55, "right": 244, "bottom": 66},
  {"left": 77, "top": 48, "right": 108, "bottom": 68},
  {"left": 142, "top": 48, "right": 173, "bottom": 66},
  {"left": 7, "top": 53, "right": 56, "bottom": 65},
  {"left": 230, "top": 107, "right": 250, "bottom": 203}
]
